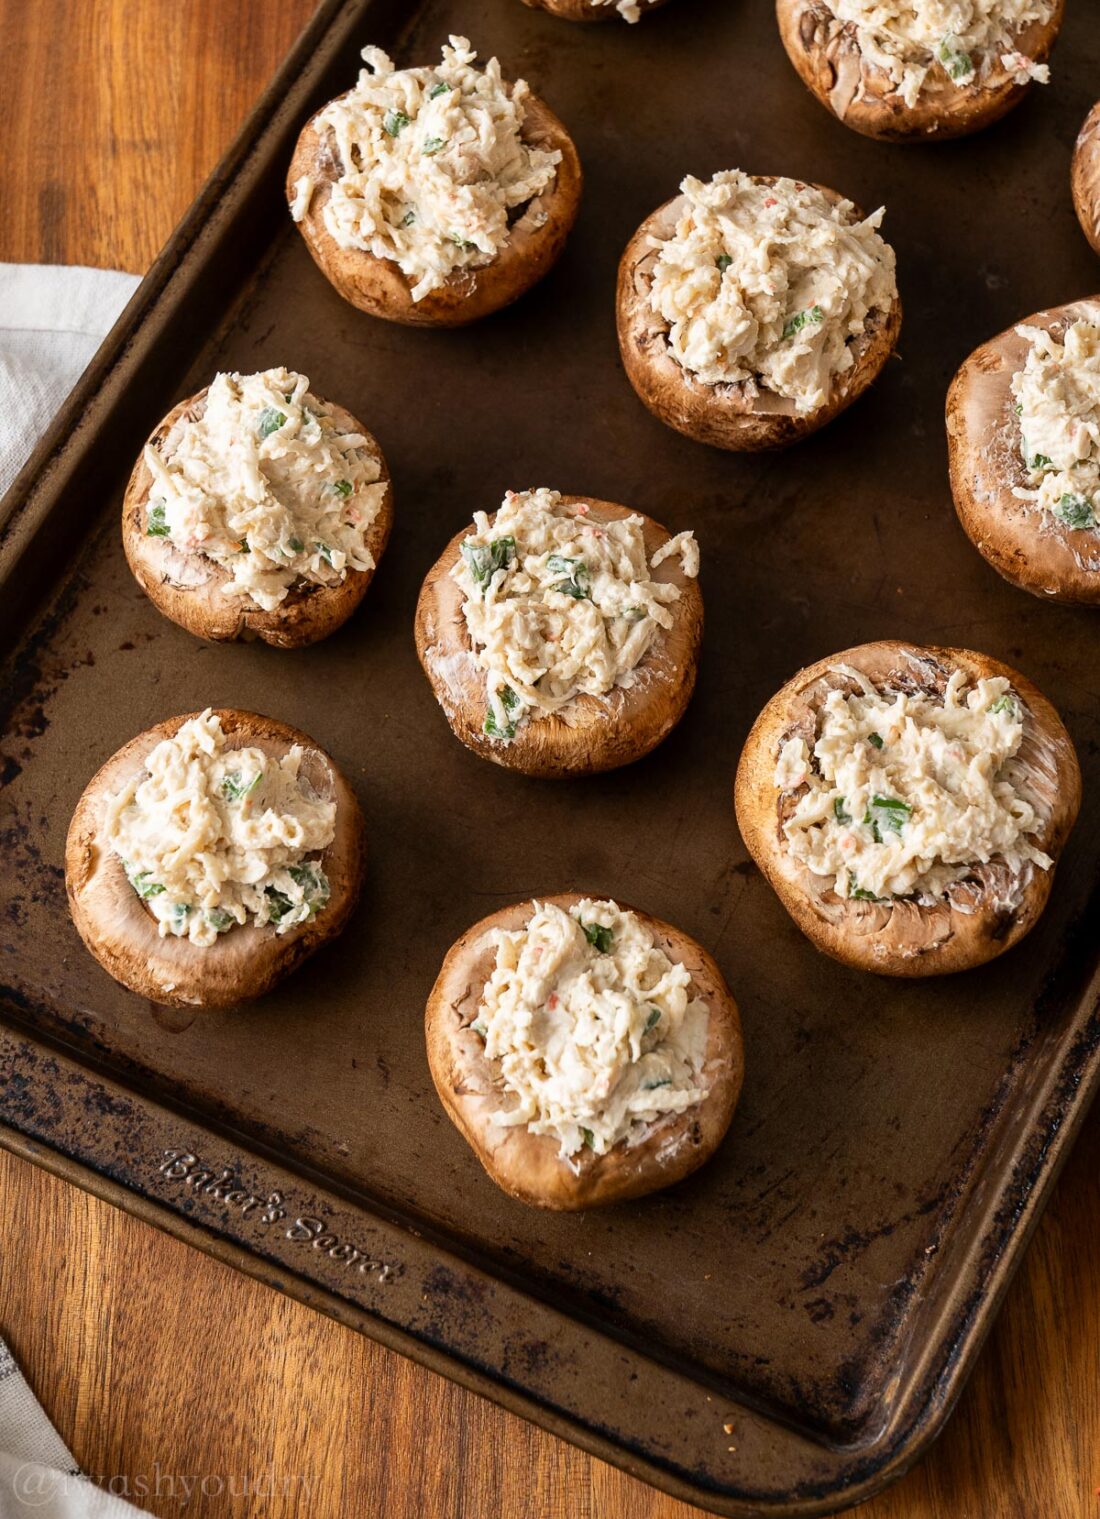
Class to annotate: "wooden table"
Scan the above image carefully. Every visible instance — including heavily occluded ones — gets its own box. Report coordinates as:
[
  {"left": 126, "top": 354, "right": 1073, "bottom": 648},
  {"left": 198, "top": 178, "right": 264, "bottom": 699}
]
[{"left": 1, "top": 4, "right": 1097, "bottom": 1515}]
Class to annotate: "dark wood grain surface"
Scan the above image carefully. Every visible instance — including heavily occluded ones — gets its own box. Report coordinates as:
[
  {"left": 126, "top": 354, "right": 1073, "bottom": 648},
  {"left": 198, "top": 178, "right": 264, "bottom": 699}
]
[{"left": 0, "top": 2, "right": 1097, "bottom": 1515}]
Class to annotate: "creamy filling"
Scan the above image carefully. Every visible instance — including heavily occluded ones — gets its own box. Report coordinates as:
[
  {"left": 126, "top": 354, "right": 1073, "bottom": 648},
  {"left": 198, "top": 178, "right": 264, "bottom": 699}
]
[
  {"left": 105, "top": 710, "right": 336, "bottom": 948},
  {"left": 774, "top": 667, "right": 1052, "bottom": 902},
  {"left": 1011, "top": 320, "right": 1100, "bottom": 534},
  {"left": 143, "top": 368, "right": 386, "bottom": 613},
  {"left": 451, "top": 487, "right": 699, "bottom": 741},
  {"left": 826, "top": 0, "right": 1053, "bottom": 107},
  {"left": 647, "top": 172, "right": 896, "bottom": 413},
  {"left": 476, "top": 899, "right": 710, "bottom": 1158},
  {"left": 593, "top": 0, "right": 643, "bottom": 19},
  {"left": 310, "top": 35, "right": 561, "bottom": 301}
]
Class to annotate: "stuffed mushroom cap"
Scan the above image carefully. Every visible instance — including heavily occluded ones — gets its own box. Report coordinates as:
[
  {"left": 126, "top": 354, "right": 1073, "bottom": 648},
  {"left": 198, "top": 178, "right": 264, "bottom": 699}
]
[
  {"left": 1072, "top": 103, "right": 1100, "bottom": 257},
  {"left": 776, "top": 0, "right": 1065, "bottom": 142},
  {"left": 66, "top": 710, "right": 366, "bottom": 1008},
  {"left": 123, "top": 389, "right": 394, "bottom": 647},
  {"left": 946, "top": 299, "right": 1100, "bottom": 605},
  {"left": 425, "top": 894, "right": 744, "bottom": 1209},
  {"left": 520, "top": 0, "right": 670, "bottom": 21},
  {"left": 616, "top": 178, "right": 902, "bottom": 452},
  {"left": 287, "top": 89, "right": 582, "bottom": 327},
  {"left": 414, "top": 495, "right": 704, "bottom": 777},
  {"left": 735, "top": 642, "right": 1080, "bottom": 977}
]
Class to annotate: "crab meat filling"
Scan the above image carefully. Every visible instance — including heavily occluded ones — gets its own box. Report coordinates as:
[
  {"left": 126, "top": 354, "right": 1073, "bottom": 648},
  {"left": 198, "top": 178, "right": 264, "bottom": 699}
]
[
  {"left": 774, "top": 667, "right": 1052, "bottom": 903},
  {"left": 451, "top": 487, "right": 699, "bottom": 742},
  {"left": 1011, "top": 320, "right": 1100, "bottom": 534},
  {"left": 142, "top": 367, "right": 387, "bottom": 612},
  {"left": 312, "top": 35, "right": 561, "bottom": 300},
  {"left": 824, "top": 0, "right": 1053, "bottom": 108},
  {"left": 105, "top": 711, "right": 336, "bottom": 948},
  {"left": 474, "top": 900, "right": 710, "bottom": 1159},
  {"left": 647, "top": 172, "right": 896, "bottom": 413}
]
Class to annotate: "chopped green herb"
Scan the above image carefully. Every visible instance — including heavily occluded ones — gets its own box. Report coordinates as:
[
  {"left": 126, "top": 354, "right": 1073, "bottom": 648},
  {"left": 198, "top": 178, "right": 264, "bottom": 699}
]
[
  {"left": 449, "top": 234, "right": 477, "bottom": 250},
  {"left": 123, "top": 861, "right": 166, "bottom": 899},
  {"left": 461, "top": 535, "right": 515, "bottom": 592},
  {"left": 332, "top": 479, "right": 353, "bottom": 497},
  {"left": 315, "top": 542, "right": 336, "bottom": 567},
  {"left": 989, "top": 693, "right": 1019, "bottom": 718},
  {"left": 1014, "top": 402, "right": 1024, "bottom": 415},
  {"left": 547, "top": 554, "right": 591, "bottom": 600},
  {"left": 621, "top": 604, "right": 647, "bottom": 622},
  {"left": 428, "top": 81, "right": 451, "bottom": 98},
  {"left": 264, "top": 886, "right": 294, "bottom": 923},
  {"left": 146, "top": 500, "right": 170, "bottom": 537},
  {"left": 206, "top": 908, "right": 235, "bottom": 933},
  {"left": 850, "top": 887, "right": 882, "bottom": 902},
  {"left": 288, "top": 536, "right": 304, "bottom": 553},
  {"left": 935, "top": 34, "right": 973, "bottom": 79},
  {"left": 401, "top": 209, "right": 416, "bottom": 226},
  {"left": 383, "top": 109, "right": 410, "bottom": 136},
  {"left": 257, "top": 407, "right": 286, "bottom": 439},
  {"left": 863, "top": 794, "right": 911, "bottom": 842},
  {"left": 868, "top": 731, "right": 884, "bottom": 749},
  {"left": 1053, "top": 493, "right": 1097, "bottom": 530},
  {"left": 1028, "top": 452, "right": 1053, "bottom": 471},
  {"left": 422, "top": 136, "right": 446, "bottom": 155},
  {"left": 483, "top": 685, "right": 520, "bottom": 742},
  {"left": 782, "top": 305, "right": 824, "bottom": 340},
  {"left": 716, "top": 253, "right": 733, "bottom": 273},
  {"left": 172, "top": 901, "right": 192, "bottom": 922},
  {"left": 581, "top": 1127, "right": 595, "bottom": 1149},
  {"left": 644, "top": 1007, "right": 662, "bottom": 1032},
  {"left": 582, "top": 921, "right": 614, "bottom": 954},
  {"left": 288, "top": 862, "right": 330, "bottom": 914},
  {"left": 833, "top": 797, "right": 852, "bottom": 824},
  {"left": 221, "top": 770, "right": 261, "bottom": 803}
]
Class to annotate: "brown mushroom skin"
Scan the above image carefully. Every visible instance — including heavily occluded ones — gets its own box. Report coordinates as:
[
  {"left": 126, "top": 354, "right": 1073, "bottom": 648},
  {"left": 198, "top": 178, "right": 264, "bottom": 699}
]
[
  {"left": 414, "top": 496, "right": 703, "bottom": 778},
  {"left": 735, "top": 642, "right": 1080, "bottom": 977},
  {"left": 65, "top": 711, "right": 366, "bottom": 1009},
  {"left": 426, "top": 894, "right": 744, "bottom": 1209},
  {"left": 616, "top": 179, "right": 902, "bottom": 451},
  {"left": 122, "top": 389, "right": 394, "bottom": 648},
  {"left": 776, "top": 0, "right": 1065, "bottom": 143},
  {"left": 521, "top": 0, "right": 669, "bottom": 20},
  {"left": 1072, "top": 103, "right": 1100, "bottom": 257},
  {"left": 947, "top": 300, "right": 1100, "bottom": 605},
  {"left": 287, "top": 91, "right": 582, "bottom": 327}
]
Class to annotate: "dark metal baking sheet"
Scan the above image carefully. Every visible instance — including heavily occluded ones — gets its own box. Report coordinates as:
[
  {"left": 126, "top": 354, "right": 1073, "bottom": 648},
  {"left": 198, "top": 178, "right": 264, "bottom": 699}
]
[{"left": 2, "top": 0, "right": 1099, "bottom": 1512}]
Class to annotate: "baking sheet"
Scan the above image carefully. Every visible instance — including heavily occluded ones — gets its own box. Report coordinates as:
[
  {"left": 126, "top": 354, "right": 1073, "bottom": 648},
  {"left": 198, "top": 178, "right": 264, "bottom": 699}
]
[{"left": 1, "top": 0, "right": 1099, "bottom": 1512}]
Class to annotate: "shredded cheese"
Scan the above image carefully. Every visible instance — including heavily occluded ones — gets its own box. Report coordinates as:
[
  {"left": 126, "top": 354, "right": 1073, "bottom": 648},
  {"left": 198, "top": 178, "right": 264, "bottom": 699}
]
[
  {"left": 311, "top": 36, "right": 561, "bottom": 301},
  {"left": 476, "top": 900, "right": 710, "bottom": 1158},
  {"left": 1011, "top": 321, "right": 1100, "bottom": 534},
  {"left": 825, "top": 0, "right": 1053, "bottom": 107},
  {"left": 105, "top": 710, "right": 336, "bottom": 948},
  {"left": 647, "top": 173, "right": 896, "bottom": 413},
  {"left": 775, "top": 667, "right": 1052, "bottom": 902},
  {"left": 143, "top": 368, "right": 387, "bottom": 613},
  {"left": 451, "top": 488, "right": 699, "bottom": 741}
]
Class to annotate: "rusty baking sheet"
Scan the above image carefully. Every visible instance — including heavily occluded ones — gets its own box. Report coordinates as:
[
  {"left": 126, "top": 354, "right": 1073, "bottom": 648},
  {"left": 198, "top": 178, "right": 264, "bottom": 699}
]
[{"left": 2, "top": 0, "right": 1099, "bottom": 1512}]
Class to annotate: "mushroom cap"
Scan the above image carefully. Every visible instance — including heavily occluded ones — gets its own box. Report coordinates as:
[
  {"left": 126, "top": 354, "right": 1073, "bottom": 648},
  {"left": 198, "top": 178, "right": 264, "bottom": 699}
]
[
  {"left": 414, "top": 495, "right": 704, "bottom": 778},
  {"left": 122, "top": 389, "right": 394, "bottom": 648},
  {"left": 519, "top": 0, "right": 669, "bottom": 20},
  {"left": 1071, "top": 102, "right": 1100, "bottom": 257},
  {"left": 425, "top": 893, "right": 744, "bottom": 1209},
  {"left": 776, "top": 0, "right": 1065, "bottom": 142},
  {"left": 287, "top": 89, "right": 583, "bottom": 327},
  {"left": 65, "top": 710, "right": 366, "bottom": 1009},
  {"left": 615, "top": 178, "right": 902, "bottom": 452},
  {"left": 734, "top": 641, "right": 1080, "bottom": 977},
  {"left": 946, "top": 298, "right": 1100, "bottom": 605}
]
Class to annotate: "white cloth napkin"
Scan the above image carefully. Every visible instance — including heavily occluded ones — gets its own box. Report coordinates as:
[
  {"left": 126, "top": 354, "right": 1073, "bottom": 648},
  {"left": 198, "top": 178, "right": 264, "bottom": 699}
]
[
  {"left": 0, "top": 1336, "right": 143, "bottom": 1516},
  {"left": 0, "top": 263, "right": 141, "bottom": 499}
]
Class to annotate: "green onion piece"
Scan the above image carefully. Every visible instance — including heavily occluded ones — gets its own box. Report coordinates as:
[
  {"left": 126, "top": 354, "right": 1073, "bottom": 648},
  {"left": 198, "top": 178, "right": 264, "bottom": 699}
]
[
  {"left": 1053, "top": 493, "right": 1097, "bottom": 530},
  {"left": 257, "top": 407, "right": 286, "bottom": 439},
  {"left": 123, "top": 861, "right": 166, "bottom": 898},
  {"left": 716, "top": 253, "right": 733, "bottom": 273},
  {"left": 332, "top": 479, "right": 353, "bottom": 497},
  {"left": 863, "top": 795, "right": 911, "bottom": 843},
  {"left": 315, "top": 542, "right": 336, "bottom": 567},
  {"left": 383, "top": 109, "right": 410, "bottom": 136},
  {"left": 643, "top": 1078, "right": 672, "bottom": 1090},
  {"left": 221, "top": 770, "right": 261, "bottom": 803},
  {"left": 401, "top": 209, "right": 416, "bottom": 226},
  {"left": 644, "top": 1007, "right": 662, "bottom": 1032},
  {"left": 581, "top": 921, "right": 614, "bottom": 954},
  {"left": 422, "top": 137, "right": 446, "bottom": 155},
  {"left": 264, "top": 886, "right": 293, "bottom": 923},
  {"left": 834, "top": 797, "right": 852, "bottom": 824},
  {"left": 1029, "top": 452, "right": 1052, "bottom": 471},
  {"left": 850, "top": 887, "right": 882, "bottom": 901},
  {"left": 483, "top": 685, "right": 520, "bottom": 742},
  {"left": 581, "top": 1128, "right": 595, "bottom": 1149},
  {"left": 146, "top": 500, "right": 170, "bottom": 537},
  {"left": 989, "top": 693, "right": 1019, "bottom": 718},
  {"left": 428, "top": 81, "right": 451, "bottom": 98},
  {"left": 547, "top": 554, "right": 590, "bottom": 600},
  {"left": 288, "top": 536, "right": 304, "bottom": 553},
  {"left": 868, "top": 732, "right": 884, "bottom": 749},
  {"left": 206, "top": 908, "right": 235, "bottom": 933},
  {"left": 935, "top": 35, "right": 973, "bottom": 79},
  {"left": 782, "top": 306, "right": 824, "bottom": 340},
  {"left": 461, "top": 536, "right": 515, "bottom": 592}
]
